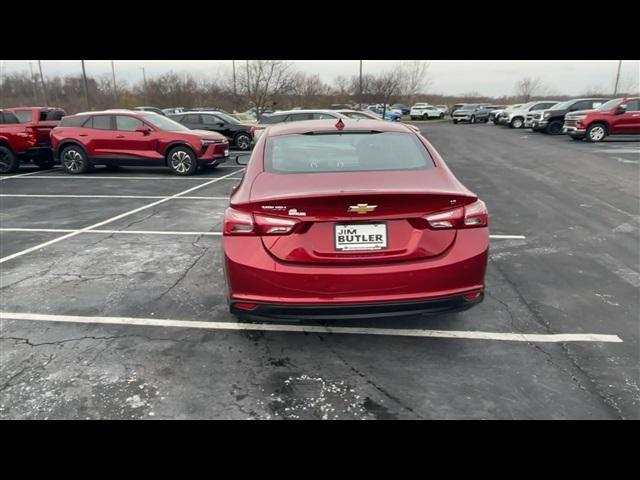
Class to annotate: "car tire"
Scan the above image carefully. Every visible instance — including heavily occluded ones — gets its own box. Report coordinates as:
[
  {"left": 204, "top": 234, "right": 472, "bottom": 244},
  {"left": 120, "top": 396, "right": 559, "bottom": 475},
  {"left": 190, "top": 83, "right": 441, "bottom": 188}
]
[
  {"left": 586, "top": 123, "right": 607, "bottom": 143},
  {"left": 510, "top": 117, "right": 524, "bottom": 129},
  {"left": 60, "top": 145, "right": 90, "bottom": 174},
  {"left": 545, "top": 120, "right": 564, "bottom": 135},
  {"left": 167, "top": 145, "right": 198, "bottom": 176},
  {"left": 422, "top": 114, "right": 428, "bottom": 120},
  {"left": 453, "top": 119, "right": 458, "bottom": 124},
  {"left": 234, "top": 132, "right": 252, "bottom": 151},
  {"left": 439, "top": 113, "right": 444, "bottom": 119},
  {"left": 0, "top": 146, "right": 20, "bottom": 174},
  {"left": 470, "top": 115, "right": 476, "bottom": 124}
]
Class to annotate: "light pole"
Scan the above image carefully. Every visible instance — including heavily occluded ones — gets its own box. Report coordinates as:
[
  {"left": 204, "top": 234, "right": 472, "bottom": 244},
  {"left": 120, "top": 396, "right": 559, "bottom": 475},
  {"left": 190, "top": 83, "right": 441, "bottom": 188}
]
[
  {"left": 111, "top": 60, "right": 118, "bottom": 106},
  {"left": 38, "top": 60, "right": 48, "bottom": 106},
  {"left": 29, "top": 62, "right": 38, "bottom": 104},
  {"left": 613, "top": 60, "right": 622, "bottom": 96},
  {"left": 232, "top": 60, "right": 237, "bottom": 110},
  {"left": 141, "top": 67, "right": 148, "bottom": 105},
  {"left": 81, "top": 60, "right": 91, "bottom": 110},
  {"left": 359, "top": 60, "right": 363, "bottom": 109}
]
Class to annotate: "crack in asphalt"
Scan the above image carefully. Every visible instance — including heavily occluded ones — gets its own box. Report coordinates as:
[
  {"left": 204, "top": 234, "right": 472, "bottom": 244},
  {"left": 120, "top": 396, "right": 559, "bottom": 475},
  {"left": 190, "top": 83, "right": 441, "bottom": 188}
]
[
  {"left": 315, "top": 333, "right": 424, "bottom": 419},
  {"left": 488, "top": 261, "right": 626, "bottom": 419},
  {"left": 154, "top": 234, "right": 208, "bottom": 301}
]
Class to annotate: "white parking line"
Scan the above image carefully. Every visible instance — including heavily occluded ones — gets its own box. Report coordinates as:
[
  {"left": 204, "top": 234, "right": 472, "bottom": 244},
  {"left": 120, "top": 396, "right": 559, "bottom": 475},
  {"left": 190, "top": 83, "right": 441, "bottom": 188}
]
[
  {"left": 0, "top": 311, "right": 622, "bottom": 343},
  {"left": 0, "top": 169, "right": 240, "bottom": 265},
  {"left": 0, "top": 175, "right": 241, "bottom": 181},
  {"left": 0, "top": 194, "right": 229, "bottom": 200},
  {"left": 0, "top": 170, "right": 47, "bottom": 181},
  {"left": 0, "top": 228, "right": 523, "bottom": 240}
]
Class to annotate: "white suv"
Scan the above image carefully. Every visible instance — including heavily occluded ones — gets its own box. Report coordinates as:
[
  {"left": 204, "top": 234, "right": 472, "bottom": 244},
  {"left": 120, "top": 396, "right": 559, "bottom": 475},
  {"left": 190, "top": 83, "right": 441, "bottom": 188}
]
[{"left": 410, "top": 104, "right": 443, "bottom": 120}]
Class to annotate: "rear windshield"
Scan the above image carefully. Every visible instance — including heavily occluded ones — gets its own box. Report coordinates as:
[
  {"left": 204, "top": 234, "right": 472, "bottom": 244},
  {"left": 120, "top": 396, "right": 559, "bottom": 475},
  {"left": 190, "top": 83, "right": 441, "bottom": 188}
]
[
  {"left": 40, "top": 109, "right": 65, "bottom": 121},
  {"left": 264, "top": 132, "right": 434, "bottom": 174}
]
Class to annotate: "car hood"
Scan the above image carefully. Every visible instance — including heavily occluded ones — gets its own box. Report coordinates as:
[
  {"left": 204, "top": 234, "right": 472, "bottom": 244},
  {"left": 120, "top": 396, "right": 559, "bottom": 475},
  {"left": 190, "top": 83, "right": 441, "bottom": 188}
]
[
  {"left": 188, "top": 129, "right": 227, "bottom": 140},
  {"left": 566, "top": 109, "right": 597, "bottom": 117}
]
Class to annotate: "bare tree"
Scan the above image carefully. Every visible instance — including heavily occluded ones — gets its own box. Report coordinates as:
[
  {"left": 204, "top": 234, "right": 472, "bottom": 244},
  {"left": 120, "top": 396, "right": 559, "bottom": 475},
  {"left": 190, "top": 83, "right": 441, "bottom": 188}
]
[
  {"left": 237, "top": 61, "right": 297, "bottom": 118},
  {"left": 615, "top": 75, "right": 640, "bottom": 96},
  {"left": 514, "top": 77, "right": 544, "bottom": 102},
  {"left": 399, "top": 61, "right": 431, "bottom": 105},
  {"left": 370, "top": 69, "right": 403, "bottom": 119}
]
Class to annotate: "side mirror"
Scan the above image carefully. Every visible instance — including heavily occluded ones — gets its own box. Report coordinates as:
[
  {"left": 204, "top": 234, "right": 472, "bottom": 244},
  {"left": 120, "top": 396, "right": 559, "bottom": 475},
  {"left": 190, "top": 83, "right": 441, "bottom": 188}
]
[
  {"left": 136, "top": 126, "right": 151, "bottom": 135},
  {"left": 217, "top": 122, "right": 225, "bottom": 127},
  {"left": 615, "top": 105, "right": 627, "bottom": 115}
]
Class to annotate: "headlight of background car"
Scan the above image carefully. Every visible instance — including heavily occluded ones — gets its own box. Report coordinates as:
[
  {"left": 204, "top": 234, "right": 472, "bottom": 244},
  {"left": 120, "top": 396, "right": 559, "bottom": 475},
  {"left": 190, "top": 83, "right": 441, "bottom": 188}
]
[
  {"left": 543, "top": 112, "right": 551, "bottom": 119},
  {"left": 201, "top": 139, "right": 224, "bottom": 147}
]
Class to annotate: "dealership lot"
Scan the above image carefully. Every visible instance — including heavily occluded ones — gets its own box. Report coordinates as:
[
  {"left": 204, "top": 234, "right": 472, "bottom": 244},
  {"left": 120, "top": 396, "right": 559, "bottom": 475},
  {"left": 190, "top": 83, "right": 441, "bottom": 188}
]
[{"left": 1, "top": 123, "right": 638, "bottom": 419}]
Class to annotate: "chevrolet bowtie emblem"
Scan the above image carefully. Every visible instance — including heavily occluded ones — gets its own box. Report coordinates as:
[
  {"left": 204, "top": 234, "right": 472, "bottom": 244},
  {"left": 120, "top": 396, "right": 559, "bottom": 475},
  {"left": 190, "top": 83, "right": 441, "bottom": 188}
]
[{"left": 348, "top": 203, "right": 377, "bottom": 214}]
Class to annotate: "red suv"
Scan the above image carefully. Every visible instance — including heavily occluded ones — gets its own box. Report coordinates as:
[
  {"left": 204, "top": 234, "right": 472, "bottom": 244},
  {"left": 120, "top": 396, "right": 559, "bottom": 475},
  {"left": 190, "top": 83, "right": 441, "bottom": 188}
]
[
  {"left": 0, "top": 107, "right": 64, "bottom": 173},
  {"left": 563, "top": 97, "right": 640, "bottom": 142},
  {"left": 50, "top": 110, "right": 229, "bottom": 175}
]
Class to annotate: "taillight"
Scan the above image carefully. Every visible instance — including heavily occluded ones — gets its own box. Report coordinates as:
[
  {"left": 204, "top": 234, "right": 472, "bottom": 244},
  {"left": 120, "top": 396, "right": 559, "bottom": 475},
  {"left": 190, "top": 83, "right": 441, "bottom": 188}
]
[
  {"left": 223, "top": 208, "right": 255, "bottom": 235},
  {"left": 254, "top": 213, "right": 298, "bottom": 235},
  {"left": 424, "top": 200, "right": 488, "bottom": 230},
  {"left": 223, "top": 208, "right": 299, "bottom": 236},
  {"left": 463, "top": 200, "right": 488, "bottom": 227}
]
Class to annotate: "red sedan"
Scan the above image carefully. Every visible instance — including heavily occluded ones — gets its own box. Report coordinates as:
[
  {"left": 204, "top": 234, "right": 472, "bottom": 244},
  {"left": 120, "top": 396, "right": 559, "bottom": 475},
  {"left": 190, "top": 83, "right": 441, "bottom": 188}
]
[{"left": 223, "top": 119, "right": 489, "bottom": 319}]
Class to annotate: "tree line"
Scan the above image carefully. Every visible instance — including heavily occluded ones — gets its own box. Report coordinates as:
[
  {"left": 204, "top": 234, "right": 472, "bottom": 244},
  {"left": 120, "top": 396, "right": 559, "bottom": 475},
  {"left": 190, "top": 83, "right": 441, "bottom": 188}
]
[{"left": 2, "top": 61, "right": 635, "bottom": 116}]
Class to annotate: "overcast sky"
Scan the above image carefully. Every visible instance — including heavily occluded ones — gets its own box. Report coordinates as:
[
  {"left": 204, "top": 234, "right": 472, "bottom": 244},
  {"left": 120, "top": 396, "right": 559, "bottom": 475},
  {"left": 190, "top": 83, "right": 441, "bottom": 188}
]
[{"left": 1, "top": 60, "right": 638, "bottom": 97}]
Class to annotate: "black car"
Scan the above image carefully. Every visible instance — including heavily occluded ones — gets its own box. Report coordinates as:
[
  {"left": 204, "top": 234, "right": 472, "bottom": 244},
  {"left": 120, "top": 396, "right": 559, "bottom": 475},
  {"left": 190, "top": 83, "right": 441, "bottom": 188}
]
[
  {"left": 391, "top": 103, "right": 410, "bottom": 115},
  {"left": 169, "top": 111, "right": 254, "bottom": 150},
  {"left": 528, "top": 98, "right": 611, "bottom": 135}
]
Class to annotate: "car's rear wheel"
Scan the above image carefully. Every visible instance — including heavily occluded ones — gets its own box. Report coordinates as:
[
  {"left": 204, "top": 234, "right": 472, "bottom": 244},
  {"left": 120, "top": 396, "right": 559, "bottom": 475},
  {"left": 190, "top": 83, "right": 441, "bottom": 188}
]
[
  {"left": 545, "top": 120, "right": 563, "bottom": 135},
  {"left": 422, "top": 114, "right": 428, "bottom": 120},
  {"left": 0, "top": 146, "right": 20, "bottom": 174},
  {"left": 61, "top": 145, "right": 90, "bottom": 174},
  {"left": 234, "top": 132, "right": 252, "bottom": 151},
  {"left": 453, "top": 119, "right": 458, "bottom": 124},
  {"left": 510, "top": 117, "right": 524, "bottom": 129},
  {"left": 167, "top": 146, "right": 198, "bottom": 176},
  {"left": 586, "top": 123, "right": 607, "bottom": 142}
]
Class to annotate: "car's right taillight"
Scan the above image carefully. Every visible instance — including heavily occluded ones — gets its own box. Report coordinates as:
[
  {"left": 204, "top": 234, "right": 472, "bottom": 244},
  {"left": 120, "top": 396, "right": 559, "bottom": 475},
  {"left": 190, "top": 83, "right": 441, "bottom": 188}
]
[
  {"left": 424, "top": 200, "right": 488, "bottom": 230},
  {"left": 223, "top": 208, "right": 300, "bottom": 236},
  {"left": 463, "top": 200, "right": 488, "bottom": 228}
]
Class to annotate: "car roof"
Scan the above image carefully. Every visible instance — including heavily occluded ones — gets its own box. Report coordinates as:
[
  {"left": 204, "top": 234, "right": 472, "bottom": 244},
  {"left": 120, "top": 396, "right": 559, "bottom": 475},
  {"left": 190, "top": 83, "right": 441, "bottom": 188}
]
[
  {"left": 267, "top": 109, "right": 347, "bottom": 115},
  {"left": 264, "top": 119, "right": 414, "bottom": 137}
]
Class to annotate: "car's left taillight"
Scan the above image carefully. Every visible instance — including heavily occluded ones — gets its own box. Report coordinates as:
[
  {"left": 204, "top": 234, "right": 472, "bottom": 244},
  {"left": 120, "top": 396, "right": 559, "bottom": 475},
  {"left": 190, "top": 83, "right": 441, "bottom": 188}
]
[
  {"left": 424, "top": 200, "right": 488, "bottom": 229},
  {"left": 223, "top": 208, "right": 299, "bottom": 236}
]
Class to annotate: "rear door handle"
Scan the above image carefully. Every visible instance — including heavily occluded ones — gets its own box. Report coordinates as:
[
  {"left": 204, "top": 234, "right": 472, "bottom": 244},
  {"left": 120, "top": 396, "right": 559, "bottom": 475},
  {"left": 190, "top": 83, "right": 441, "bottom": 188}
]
[
  {"left": 115, "top": 135, "right": 125, "bottom": 138},
  {"left": 79, "top": 133, "right": 88, "bottom": 137}
]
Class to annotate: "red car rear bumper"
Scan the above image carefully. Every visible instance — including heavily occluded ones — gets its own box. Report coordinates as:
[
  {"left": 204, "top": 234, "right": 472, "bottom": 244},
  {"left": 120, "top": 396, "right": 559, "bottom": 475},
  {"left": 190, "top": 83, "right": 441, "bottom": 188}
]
[{"left": 223, "top": 228, "right": 488, "bottom": 318}]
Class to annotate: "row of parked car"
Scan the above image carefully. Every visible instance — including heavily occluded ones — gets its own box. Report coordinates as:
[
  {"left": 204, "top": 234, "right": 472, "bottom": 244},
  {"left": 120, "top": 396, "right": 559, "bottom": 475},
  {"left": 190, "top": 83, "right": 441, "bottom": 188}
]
[
  {"left": 0, "top": 105, "right": 423, "bottom": 175},
  {"left": 449, "top": 97, "right": 640, "bottom": 142}
]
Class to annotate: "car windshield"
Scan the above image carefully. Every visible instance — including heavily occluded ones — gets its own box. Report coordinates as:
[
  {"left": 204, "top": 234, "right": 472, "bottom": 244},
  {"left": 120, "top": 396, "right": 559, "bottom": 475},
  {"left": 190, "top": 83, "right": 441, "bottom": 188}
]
[
  {"left": 140, "top": 114, "right": 190, "bottom": 131},
  {"left": 264, "top": 132, "right": 434, "bottom": 174},
  {"left": 549, "top": 101, "right": 570, "bottom": 110},
  {"left": 597, "top": 98, "right": 623, "bottom": 111}
]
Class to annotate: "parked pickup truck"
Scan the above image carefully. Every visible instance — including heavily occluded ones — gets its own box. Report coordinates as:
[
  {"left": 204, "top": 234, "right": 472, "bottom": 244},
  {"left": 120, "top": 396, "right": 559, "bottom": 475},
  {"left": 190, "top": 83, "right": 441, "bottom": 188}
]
[
  {"left": 0, "top": 107, "right": 64, "bottom": 173},
  {"left": 527, "top": 98, "right": 609, "bottom": 134},
  {"left": 563, "top": 97, "right": 640, "bottom": 142},
  {"left": 452, "top": 104, "right": 492, "bottom": 124},
  {"left": 498, "top": 100, "right": 560, "bottom": 129}
]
